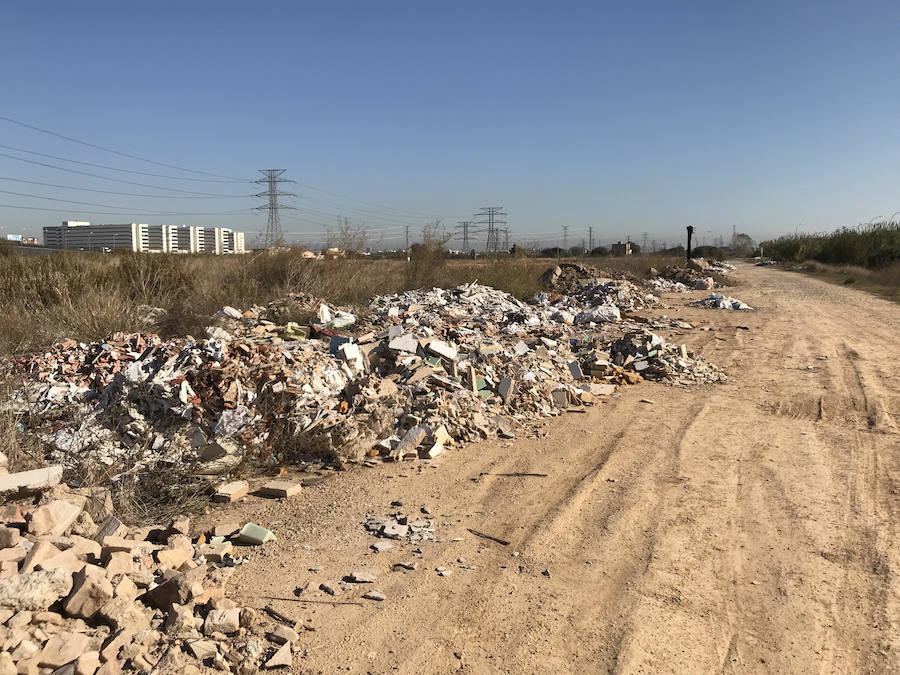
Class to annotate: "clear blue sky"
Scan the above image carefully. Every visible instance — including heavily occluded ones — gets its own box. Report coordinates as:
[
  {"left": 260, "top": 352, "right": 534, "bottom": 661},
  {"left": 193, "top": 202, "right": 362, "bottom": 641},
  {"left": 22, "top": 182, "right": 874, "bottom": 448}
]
[{"left": 2, "top": 0, "right": 900, "bottom": 249}]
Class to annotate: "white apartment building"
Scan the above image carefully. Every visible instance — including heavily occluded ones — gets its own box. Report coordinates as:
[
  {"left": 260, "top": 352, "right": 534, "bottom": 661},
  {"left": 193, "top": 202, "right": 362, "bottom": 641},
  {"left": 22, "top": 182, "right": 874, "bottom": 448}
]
[{"left": 42, "top": 222, "right": 248, "bottom": 254}]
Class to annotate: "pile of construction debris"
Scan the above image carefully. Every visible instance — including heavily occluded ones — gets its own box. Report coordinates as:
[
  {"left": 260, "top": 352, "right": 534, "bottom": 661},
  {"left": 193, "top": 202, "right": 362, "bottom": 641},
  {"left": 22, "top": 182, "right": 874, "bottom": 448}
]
[
  {"left": 0, "top": 470, "right": 296, "bottom": 673},
  {"left": 689, "top": 294, "right": 754, "bottom": 311},
  {"left": 3, "top": 282, "right": 724, "bottom": 489},
  {"left": 656, "top": 257, "right": 735, "bottom": 290},
  {"left": 539, "top": 261, "right": 644, "bottom": 291}
]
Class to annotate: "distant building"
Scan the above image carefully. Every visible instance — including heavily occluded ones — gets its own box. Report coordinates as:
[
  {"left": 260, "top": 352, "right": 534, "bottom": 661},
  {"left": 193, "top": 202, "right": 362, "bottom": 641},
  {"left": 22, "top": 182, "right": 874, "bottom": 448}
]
[
  {"left": 42, "top": 221, "right": 247, "bottom": 254},
  {"left": 611, "top": 241, "right": 632, "bottom": 257},
  {"left": 22, "top": 236, "right": 39, "bottom": 246}
]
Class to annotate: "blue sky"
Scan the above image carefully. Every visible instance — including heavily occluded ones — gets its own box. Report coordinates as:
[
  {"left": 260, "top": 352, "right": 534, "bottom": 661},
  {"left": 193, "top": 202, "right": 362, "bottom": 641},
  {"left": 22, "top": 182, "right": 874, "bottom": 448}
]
[{"left": 2, "top": 0, "right": 900, "bottom": 249}]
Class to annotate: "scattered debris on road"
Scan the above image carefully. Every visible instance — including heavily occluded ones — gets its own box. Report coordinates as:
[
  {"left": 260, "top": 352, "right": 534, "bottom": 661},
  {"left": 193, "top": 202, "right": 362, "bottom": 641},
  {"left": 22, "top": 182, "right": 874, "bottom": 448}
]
[{"left": 690, "top": 293, "right": 754, "bottom": 310}]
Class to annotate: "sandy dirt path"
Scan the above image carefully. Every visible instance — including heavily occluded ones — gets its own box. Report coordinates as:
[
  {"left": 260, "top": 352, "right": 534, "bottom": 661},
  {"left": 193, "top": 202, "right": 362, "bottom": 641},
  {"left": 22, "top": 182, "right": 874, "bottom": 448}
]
[{"left": 206, "top": 264, "right": 899, "bottom": 673}]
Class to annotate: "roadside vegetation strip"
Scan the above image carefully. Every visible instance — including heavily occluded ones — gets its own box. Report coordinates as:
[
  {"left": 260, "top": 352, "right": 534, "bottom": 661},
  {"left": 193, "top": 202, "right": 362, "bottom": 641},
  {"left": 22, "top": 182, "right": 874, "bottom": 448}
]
[{"left": 761, "top": 221, "right": 900, "bottom": 268}]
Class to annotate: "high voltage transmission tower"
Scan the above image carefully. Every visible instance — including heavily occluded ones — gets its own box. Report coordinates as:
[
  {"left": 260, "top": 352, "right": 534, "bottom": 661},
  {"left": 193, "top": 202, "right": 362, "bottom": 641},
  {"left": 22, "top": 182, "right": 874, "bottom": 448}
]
[
  {"left": 254, "top": 169, "right": 296, "bottom": 248},
  {"left": 474, "top": 206, "right": 507, "bottom": 253},
  {"left": 455, "top": 220, "right": 474, "bottom": 252}
]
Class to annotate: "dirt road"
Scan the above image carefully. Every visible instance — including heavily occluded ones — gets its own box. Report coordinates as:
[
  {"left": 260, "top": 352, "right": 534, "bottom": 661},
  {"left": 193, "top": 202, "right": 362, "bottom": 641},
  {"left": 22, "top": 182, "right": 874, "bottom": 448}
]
[{"left": 211, "top": 264, "right": 899, "bottom": 673}]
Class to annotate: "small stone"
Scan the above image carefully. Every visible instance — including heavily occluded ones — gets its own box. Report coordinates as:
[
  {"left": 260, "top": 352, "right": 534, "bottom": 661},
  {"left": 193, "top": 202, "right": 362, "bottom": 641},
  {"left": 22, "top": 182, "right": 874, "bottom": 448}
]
[
  {"left": 98, "top": 596, "right": 152, "bottom": 632},
  {"left": 99, "top": 628, "right": 133, "bottom": 663},
  {"left": 541, "top": 569, "right": 551, "bottom": 578},
  {"left": 393, "top": 561, "right": 417, "bottom": 571},
  {"left": 39, "top": 631, "right": 91, "bottom": 668},
  {"left": 237, "top": 523, "right": 275, "bottom": 545},
  {"left": 27, "top": 500, "right": 82, "bottom": 537},
  {"left": 75, "top": 650, "right": 101, "bottom": 675},
  {"left": 239, "top": 607, "right": 257, "bottom": 628},
  {"left": 186, "top": 638, "right": 219, "bottom": 661},
  {"left": 165, "top": 602, "right": 199, "bottom": 633},
  {"left": 213, "top": 481, "right": 249, "bottom": 503},
  {"left": 362, "top": 589, "right": 386, "bottom": 601},
  {"left": 113, "top": 575, "right": 139, "bottom": 602},
  {"left": 11, "top": 636, "right": 39, "bottom": 660},
  {"left": 64, "top": 567, "right": 114, "bottom": 619},
  {"left": 380, "top": 521, "right": 409, "bottom": 540},
  {"left": 7, "top": 608, "right": 32, "bottom": 628},
  {"left": 0, "top": 526, "right": 20, "bottom": 548},
  {"left": 32, "top": 609, "right": 64, "bottom": 624},
  {"left": 371, "top": 541, "right": 393, "bottom": 553},
  {"left": 212, "top": 523, "right": 239, "bottom": 538},
  {"left": 318, "top": 581, "right": 341, "bottom": 596},
  {"left": 103, "top": 551, "right": 134, "bottom": 577},
  {"left": 203, "top": 608, "right": 241, "bottom": 635},
  {"left": 20, "top": 539, "right": 62, "bottom": 572},
  {"left": 435, "top": 567, "right": 452, "bottom": 577},
  {"left": 259, "top": 481, "right": 301, "bottom": 498},
  {"left": 264, "top": 642, "right": 292, "bottom": 669},
  {"left": 198, "top": 541, "right": 233, "bottom": 562},
  {"left": 267, "top": 624, "right": 298, "bottom": 645},
  {"left": 347, "top": 569, "right": 376, "bottom": 583},
  {"left": 169, "top": 515, "right": 190, "bottom": 536},
  {"left": 94, "top": 516, "right": 126, "bottom": 542}
]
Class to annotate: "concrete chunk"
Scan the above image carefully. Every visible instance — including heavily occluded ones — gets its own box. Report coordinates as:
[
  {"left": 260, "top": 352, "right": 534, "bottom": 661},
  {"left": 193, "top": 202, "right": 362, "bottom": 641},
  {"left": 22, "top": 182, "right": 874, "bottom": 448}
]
[
  {"left": 213, "top": 480, "right": 249, "bottom": 503},
  {"left": 497, "top": 377, "right": 516, "bottom": 404},
  {"left": 237, "top": 523, "right": 275, "bottom": 545},
  {"left": 203, "top": 607, "right": 240, "bottom": 635},
  {"left": 264, "top": 642, "right": 292, "bottom": 669},
  {"left": 258, "top": 481, "right": 301, "bottom": 498},
  {"left": 388, "top": 333, "right": 419, "bottom": 353},
  {"left": 390, "top": 425, "right": 428, "bottom": 460},
  {"left": 39, "top": 631, "right": 91, "bottom": 669},
  {"left": 64, "top": 567, "right": 114, "bottom": 620},
  {"left": 267, "top": 624, "right": 299, "bottom": 645},
  {"left": 0, "top": 568, "right": 73, "bottom": 611},
  {"left": 0, "top": 465, "right": 63, "bottom": 494},
  {"left": 27, "top": 499, "right": 82, "bottom": 537},
  {"left": 567, "top": 360, "right": 585, "bottom": 380}
]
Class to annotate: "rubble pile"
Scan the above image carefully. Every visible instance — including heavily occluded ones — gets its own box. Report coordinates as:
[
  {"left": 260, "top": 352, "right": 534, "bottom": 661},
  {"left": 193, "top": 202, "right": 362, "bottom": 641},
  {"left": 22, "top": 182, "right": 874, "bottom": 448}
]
[
  {"left": 0, "top": 481, "right": 295, "bottom": 673},
  {"left": 539, "top": 262, "right": 638, "bottom": 292},
  {"left": 649, "top": 277, "right": 689, "bottom": 293},
  {"left": 689, "top": 294, "right": 754, "bottom": 311},
  {"left": 5, "top": 282, "right": 725, "bottom": 483},
  {"left": 658, "top": 257, "right": 733, "bottom": 288}
]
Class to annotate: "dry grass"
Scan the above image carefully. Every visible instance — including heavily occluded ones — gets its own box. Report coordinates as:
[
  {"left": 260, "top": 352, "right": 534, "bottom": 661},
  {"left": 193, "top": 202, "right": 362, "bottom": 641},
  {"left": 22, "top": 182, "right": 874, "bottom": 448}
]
[{"left": 0, "top": 249, "right": 683, "bottom": 358}]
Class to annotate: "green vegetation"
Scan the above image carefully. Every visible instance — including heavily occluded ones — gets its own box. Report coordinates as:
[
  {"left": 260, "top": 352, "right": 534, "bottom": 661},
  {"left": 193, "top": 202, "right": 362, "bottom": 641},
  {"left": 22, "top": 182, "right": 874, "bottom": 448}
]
[{"left": 761, "top": 222, "right": 900, "bottom": 268}]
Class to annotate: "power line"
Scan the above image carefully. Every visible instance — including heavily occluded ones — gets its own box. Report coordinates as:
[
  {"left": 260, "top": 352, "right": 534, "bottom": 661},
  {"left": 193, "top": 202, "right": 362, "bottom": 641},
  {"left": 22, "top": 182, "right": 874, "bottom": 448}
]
[
  {"left": 0, "top": 176, "right": 251, "bottom": 199},
  {"left": 0, "top": 202, "right": 251, "bottom": 217},
  {"left": 0, "top": 188, "right": 252, "bottom": 215},
  {"left": 0, "top": 152, "right": 251, "bottom": 196},
  {"left": 0, "top": 114, "right": 246, "bottom": 180},
  {"left": 0, "top": 143, "right": 249, "bottom": 183},
  {"left": 254, "top": 169, "right": 295, "bottom": 248},
  {"left": 292, "top": 180, "right": 451, "bottom": 220}
]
